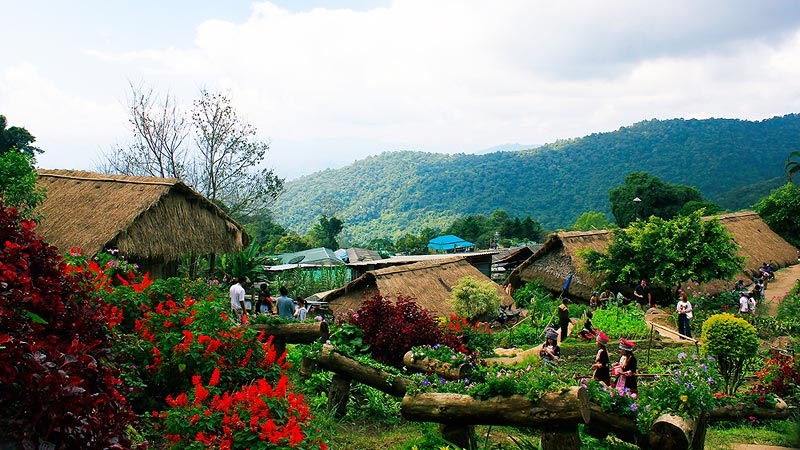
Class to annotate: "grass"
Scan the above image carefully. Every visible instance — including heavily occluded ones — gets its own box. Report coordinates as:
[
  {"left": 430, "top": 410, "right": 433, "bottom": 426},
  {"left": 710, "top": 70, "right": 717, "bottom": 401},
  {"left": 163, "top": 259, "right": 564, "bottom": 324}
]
[{"left": 705, "top": 418, "right": 800, "bottom": 449}]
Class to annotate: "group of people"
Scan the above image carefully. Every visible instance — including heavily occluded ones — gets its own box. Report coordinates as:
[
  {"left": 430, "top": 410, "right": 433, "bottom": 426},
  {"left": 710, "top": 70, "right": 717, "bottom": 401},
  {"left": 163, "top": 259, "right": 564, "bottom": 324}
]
[
  {"left": 228, "top": 278, "right": 308, "bottom": 323},
  {"left": 540, "top": 325, "right": 638, "bottom": 394}
]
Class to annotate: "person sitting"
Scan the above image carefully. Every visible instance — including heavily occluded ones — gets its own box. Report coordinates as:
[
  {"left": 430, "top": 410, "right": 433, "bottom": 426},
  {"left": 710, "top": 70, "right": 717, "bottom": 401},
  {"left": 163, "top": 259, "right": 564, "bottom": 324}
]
[
  {"left": 539, "top": 328, "right": 561, "bottom": 367},
  {"left": 599, "top": 288, "right": 615, "bottom": 309},
  {"left": 578, "top": 311, "right": 597, "bottom": 340},
  {"left": 589, "top": 292, "right": 599, "bottom": 311}
]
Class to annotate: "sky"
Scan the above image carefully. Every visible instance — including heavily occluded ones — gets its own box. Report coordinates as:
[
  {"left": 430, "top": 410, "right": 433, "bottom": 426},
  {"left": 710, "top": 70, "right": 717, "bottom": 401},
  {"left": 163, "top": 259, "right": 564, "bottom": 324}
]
[{"left": 3, "top": 1, "right": 800, "bottom": 180}]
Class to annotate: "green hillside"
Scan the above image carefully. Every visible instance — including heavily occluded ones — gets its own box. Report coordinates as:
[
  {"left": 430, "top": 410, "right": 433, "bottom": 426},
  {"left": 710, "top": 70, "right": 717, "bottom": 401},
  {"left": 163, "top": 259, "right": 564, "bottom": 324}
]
[{"left": 270, "top": 115, "right": 800, "bottom": 244}]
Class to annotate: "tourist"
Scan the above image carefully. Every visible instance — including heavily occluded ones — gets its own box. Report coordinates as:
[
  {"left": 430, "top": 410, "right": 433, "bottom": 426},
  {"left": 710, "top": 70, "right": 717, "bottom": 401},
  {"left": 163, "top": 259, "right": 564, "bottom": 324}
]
[
  {"left": 294, "top": 297, "right": 308, "bottom": 321},
  {"left": 748, "top": 293, "right": 757, "bottom": 315},
  {"left": 540, "top": 328, "right": 561, "bottom": 367},
  {"left": 229, "top": 276, "right": 247, "bottom": 324},
  {"left": 613, "top": 338, "right": 638, "bottom": 394},
  {"left": 254, "top": 283, "right": 274, "bottom": 316},
  {"left": 676, "top": 291, "right": 693, "bottom": 339},
  {"left": 599, "top": 288, "right": 615, "bottom": 309},
  {"left": 276, "top": 286, "right": 295, "bottom": 319},
  {"left": 591, "top": 330, "right": 611, "bottom": 386},
  {"left": 739, "top": 291, "right": 750, "bottom": 315},
  {"left": 589, "top": 291, "right": 599, "bottom": 311},
  {"left": 633, "top": 279, "right": 652, "bottom": 309},
  {"left": 557, "top": 298, "right": 571, "bottom": 342}
]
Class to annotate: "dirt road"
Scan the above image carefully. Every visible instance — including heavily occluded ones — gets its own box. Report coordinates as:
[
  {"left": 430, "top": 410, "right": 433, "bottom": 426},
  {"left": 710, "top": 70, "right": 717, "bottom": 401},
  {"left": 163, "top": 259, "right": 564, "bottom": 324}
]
[{"left": 762, "top": 263, "right": 800, "bottom": 315}]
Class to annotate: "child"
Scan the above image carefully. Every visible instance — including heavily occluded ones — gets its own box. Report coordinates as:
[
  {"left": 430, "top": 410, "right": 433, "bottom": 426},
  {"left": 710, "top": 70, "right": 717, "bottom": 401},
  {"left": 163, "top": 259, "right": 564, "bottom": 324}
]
[
  {"left": 613, "top": 338, "right": 638, "bottom": 394},
  {"left": 578, "top": 311, "right": 597, "bottom": 340},
  {"left": 294, "top": 297, "right": 308, "bottom": 321},
  {"left": 539, "top": 328, "right": 561, "bottom": 367},
  {"left": 591, "top": 331, "right": 611, "bottom": 386}
]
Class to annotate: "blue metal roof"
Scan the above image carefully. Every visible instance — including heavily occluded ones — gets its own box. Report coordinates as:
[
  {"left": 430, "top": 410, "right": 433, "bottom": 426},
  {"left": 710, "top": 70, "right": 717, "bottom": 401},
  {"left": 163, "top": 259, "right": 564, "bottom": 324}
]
[{"left": 427, "top": 235, "right": 475, "bottom": 250}]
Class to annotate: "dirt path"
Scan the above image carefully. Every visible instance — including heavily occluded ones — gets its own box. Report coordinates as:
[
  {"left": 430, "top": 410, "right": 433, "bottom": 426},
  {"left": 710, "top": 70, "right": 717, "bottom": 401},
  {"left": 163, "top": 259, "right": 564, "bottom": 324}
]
[{"left": 762, "top": 263, "right": 800, "bottom": 315}]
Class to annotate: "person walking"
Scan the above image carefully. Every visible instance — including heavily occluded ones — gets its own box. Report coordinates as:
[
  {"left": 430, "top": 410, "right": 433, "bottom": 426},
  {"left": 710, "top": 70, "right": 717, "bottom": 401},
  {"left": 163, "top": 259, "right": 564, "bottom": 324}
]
[
  {"left": 739, "top": 292, "right": 750, "bottom": 315},
  {"left": 276, "top": 286, "right": 295, "bottom": 319},
  {"left": 591, "top": 331, "right": 611, "bottom": 386},
  {"left": 676, "top": 291, "right": 693, "bottom": 339},
  {"left": 557, "top": 298, "right": 571, "bottom": 342},
  {"left": 229, "top": 276, "right": 247, "bottom": 323},
  {"left": 633, "top": 279, "right": 652, "bottom": 309}
]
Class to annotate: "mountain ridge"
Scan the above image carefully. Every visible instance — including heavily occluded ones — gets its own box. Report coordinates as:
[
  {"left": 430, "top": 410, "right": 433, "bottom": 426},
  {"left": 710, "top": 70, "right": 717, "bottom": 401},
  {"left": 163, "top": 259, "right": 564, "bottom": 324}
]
[{"left": 270, "top": 114, "right": 800, "bottom": 245}]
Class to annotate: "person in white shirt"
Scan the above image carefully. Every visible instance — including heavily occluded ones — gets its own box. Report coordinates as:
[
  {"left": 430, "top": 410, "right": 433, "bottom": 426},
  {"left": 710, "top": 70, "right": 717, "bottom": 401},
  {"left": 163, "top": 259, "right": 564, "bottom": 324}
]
[
  {"left": 229, "top": 276, "right": 247, "bottom": 323},
  {"left": 676, "top": 291, "right": 693, "bottom": 338},
  {"left": 739, "top": 292, "right": 750, "bottom": 315}
]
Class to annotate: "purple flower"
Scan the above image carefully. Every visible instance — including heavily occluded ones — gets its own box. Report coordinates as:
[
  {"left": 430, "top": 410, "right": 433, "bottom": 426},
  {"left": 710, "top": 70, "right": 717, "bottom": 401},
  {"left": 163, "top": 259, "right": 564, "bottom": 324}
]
[
  {"left": 678, "top": 352, "right": 687, "bottom": 360},
  {"left": 630, "top": 403, "right": 638, "bottom": 412},
  {"left": 422, "top": 379, "right": 429, "bottom": 386},
  {"left": 439, "top": 377, "right": 446, "bottom": 385},
  {"left": 707, "top": 355, "right": 715, "bottom": 362}
]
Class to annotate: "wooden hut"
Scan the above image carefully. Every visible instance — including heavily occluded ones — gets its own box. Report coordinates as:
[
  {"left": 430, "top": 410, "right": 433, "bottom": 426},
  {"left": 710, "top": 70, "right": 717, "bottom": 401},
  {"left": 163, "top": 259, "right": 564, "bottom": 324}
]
[
  {"left": 35, "top": 169, "right": 248, "bottom": 278},
  {"left": 507, "top": 211, "right": 798, "bottom": 300},
  {"left": 316, "top": 256, "right": 514, "bottom": 317}
]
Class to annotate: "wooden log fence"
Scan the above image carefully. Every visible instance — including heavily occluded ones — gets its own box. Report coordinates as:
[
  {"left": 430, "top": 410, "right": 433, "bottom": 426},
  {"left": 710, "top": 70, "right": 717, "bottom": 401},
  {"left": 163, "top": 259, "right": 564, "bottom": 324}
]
[
  {"left": 248, "top": 321, "right": 329, "bottom": 356},
  {"left": 402, "top": 351, "right": 471, "bottom": 380}
]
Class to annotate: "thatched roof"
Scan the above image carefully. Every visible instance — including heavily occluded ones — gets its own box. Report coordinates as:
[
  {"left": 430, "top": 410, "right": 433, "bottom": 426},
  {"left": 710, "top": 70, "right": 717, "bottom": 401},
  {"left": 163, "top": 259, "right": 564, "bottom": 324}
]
[
  {"left": 35, "top": 169, "right": 248, "bottom": 260},
  {"left": 316, "top": 255, "right": 514, "bottom": 317},
  {"left": 508, "top": 211, "right": 798, "bottom": 300}
]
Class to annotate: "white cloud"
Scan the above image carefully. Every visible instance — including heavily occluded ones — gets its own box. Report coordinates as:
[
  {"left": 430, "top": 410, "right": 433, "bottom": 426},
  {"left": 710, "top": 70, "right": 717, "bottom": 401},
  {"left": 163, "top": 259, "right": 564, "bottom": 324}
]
[{"left": 2, "top": 1, "right": 800, "bottom": 178}]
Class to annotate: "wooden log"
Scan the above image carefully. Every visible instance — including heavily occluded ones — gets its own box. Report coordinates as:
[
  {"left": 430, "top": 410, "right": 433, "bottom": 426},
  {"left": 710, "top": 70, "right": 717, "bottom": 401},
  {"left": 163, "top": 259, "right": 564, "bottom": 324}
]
[
  {"left": 402, "top": 351, "right": 471, "bottom": 380},
  {"left": 690, "top": 411, "right": 709, "bottom": 450},
  {"left": 299, "top": 357, "right": 316, "bottom": 378},
  {"left": 248, "top": 321, "right": 329, "bottom": 343},
  {"left": 708, "top": 397, "right": 793, "bottom": 422},
  {"left": 327, "top": 373, "right": 351, "bottom": 418},
  {"left": 541, "top": 427, "right": 581, "bottom": 450},
  {"left": 439, "top": 424, "right": 476, "bottom": 450},
  {"left": 649, "top": 413, "right": 695, "bottom": 450},
  {"left": 400, "top": 386, "right": 589, "bottom": 428},
  {"left": 314, "top": 345, "right": 410, "bottom": 397}
]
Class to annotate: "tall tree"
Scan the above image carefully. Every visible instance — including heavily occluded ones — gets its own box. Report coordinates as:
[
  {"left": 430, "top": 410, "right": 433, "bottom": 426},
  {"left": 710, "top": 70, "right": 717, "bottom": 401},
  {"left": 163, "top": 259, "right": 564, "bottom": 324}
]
[
  {"left": 572, "top": 211, "right": 613, "bottom": 231},
  {"left": 755, "top": 182, "right": 800, "bottom": 248},
  {"left": 307, "top": 214, "right": 343, "bottom": 249},
  {"left": 582, "top": 211, "right": 744, "bottom": 293},
  {"left": 786, "top": 150, "right": 800, "bottom": 182},
  {"left": 0, "top": 115, "right": 41, "bottom": 156},
  {"left": 99, "top": 83, "right": 190, "bottom": 178},
  {"left": 609, "top": 172, "right": 704, "bottom": 228}
]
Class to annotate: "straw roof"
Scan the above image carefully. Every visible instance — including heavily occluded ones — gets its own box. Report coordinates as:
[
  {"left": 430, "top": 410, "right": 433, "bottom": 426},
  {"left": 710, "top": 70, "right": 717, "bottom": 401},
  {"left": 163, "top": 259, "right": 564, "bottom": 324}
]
[
  {"left": 35, "top": 170, "right": 248, "bottom": 262},
  {"left": 316, "top": 255, "right": 514, "bottom": 317},
  {"left": 508, "top": 211, "right": 798, "bottom": 300}
]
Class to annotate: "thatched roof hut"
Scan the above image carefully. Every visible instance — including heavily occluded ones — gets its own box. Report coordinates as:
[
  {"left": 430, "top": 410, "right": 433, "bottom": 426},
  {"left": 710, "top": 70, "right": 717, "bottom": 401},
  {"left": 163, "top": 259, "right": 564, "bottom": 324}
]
[
  {"left": 507, "top": 211, "right": 798, "bottom": 300},
  {"left": 35, "top": 169, "right": 248, "bottom": 278},
  {"left": 316, "top": 256, "right": 513, "bottom": 317}
]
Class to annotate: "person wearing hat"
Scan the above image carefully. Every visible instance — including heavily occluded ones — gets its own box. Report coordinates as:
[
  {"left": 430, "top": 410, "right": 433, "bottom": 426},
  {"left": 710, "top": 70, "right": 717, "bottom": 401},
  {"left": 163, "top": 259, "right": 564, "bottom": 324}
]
[
  {"left": 578, "top": 311, "right": 596, "bottom": 340},
  {"left": 539, "top": 327, "right": 561, "bottom": 367},
  {"left": 591, "top": 331, "right": 611, "bottom": 385},
  {"left": 614, "top": 338, "right": 638, "bottom": 394}
]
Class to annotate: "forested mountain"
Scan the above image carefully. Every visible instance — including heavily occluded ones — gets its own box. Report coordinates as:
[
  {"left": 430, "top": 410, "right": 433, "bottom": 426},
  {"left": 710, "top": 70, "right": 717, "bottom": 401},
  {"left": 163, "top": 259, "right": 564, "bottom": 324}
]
[{"left": 271, "top": 115, "right": 800, "bottom": 245}]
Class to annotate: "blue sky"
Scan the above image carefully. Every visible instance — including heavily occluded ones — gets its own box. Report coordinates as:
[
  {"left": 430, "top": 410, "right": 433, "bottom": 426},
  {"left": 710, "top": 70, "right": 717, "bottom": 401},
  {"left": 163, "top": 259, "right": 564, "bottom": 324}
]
[{"left": 3, "top": 1, "right": 800, "bottom": 180}]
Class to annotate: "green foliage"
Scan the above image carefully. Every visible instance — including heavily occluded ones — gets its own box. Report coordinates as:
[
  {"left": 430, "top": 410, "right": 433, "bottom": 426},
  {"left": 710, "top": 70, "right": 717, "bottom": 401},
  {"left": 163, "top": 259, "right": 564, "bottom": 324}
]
[
  {"left": 448, "top": 276, "right": 502, "bottom": 321},
  {"left": 274, "top": 234, "right": 312, "bottom": 253},
  {"left": 445, "top": 210, "right": 545, "bottom": 248},
  {"left": 307, "top": 214, "right": 343, "bottom": 249},
  {"left": 610, "top": 172, "right": 705, "bottom": 228},
  {"left": 272, "top": 115, "right": 800, "bottom": 242},
  {"left": 755, "top": 182, "right": 800, "bottom": 247},
  {"left": 582, "top": 211, "right": 744, "bottom": 291},
  {"left": 0, "top": 115, "right": 41, "bottom": 156},
  {"left": 269, "top": 265, "right": 350, "bottom": 299},
  {"left": 582, "top": 378, "right": 637, "bottom": 418},
  {"left": 0, "top": 150, "right": 45, "bottom": 218},
  {"left": 701, "top": 313, "right": 759, "bottom": 394},
  {"left": 218, "top": 239, "right": 268, "bottom": 281},
  {"left": 636, "top": 353, "right": 716, "bottom": 434},
  {"left": 591, "top": 304, "right": 650, "bottom": 339},
  {"left": 786, "top": 150, "right": 800, "bottom": 182},
  {"left": 676, "top": 201, "right": 726, "bottom": 217},
  {"left": 512, "top": 280, "right": 553, "bottom": 310},
  {"left": 506, "top": 320, "right": 546, "bottom": 347},
  {"left": 572, "top": 211, "right": 614, "bottom": 231}
]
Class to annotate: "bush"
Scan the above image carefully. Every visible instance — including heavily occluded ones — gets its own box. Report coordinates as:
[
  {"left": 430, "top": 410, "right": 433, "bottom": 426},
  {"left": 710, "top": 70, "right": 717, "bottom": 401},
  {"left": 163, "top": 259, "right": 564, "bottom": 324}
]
[
  {"left": 350, "top": 292, "right": 445, "bottom": 367},
  {"left": 512, "top": 280, "right": 553, "bottom": 309},
  {"left": 701, "top": 313, "right": 759, "bottom": 394},
  {"left": 0, "top": 205, "right": 134, "bottom": 449},
  {"left": 755, "top": 349, "right": 800, "bottom": 406},
  {"left": 592, "top": 304, "right": 650, "bottom": 339},
  {"left": 448, "top": 276, "right": 502, "bottom": 321}
]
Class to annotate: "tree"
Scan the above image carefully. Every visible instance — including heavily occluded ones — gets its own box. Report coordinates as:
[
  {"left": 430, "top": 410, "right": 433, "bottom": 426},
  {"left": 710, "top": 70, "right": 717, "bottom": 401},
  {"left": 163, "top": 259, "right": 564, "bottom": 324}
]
[
  {"left": 755, "top": 182, "right": 800, "bottom": 248},
  {"left": 572, "top": 211, "right": 614, "bottom": 231},
  {"left": 99, "top": 83, "right": 190, "bottom": 178},
  {"left": 675, "top": 201, "right": 726, "bottom": 217},
  {"left": 274, "top": 234, "right": 311, "bottom": 254},
  {"left": 701, "top": 313, "right": 759, "bottom": 394},
  {"left": 0, "top": 152, "right": 45, "bottom": 218},
  {"left": 307, "top": 214, "right": 343, "bottom": 249},
  {"left": 609, "top": 172, "right": 704, "bottom": 228},
  {"left": 786, "top": 150, "right": 800, "bottom": 182},
  {"left": 582, "top": 211, "right": 745, "bottom": 293},
  {"left": 101, "top": 87, "right": 284, "bottom": 219},
  {"left": 447, "top": 276, "right": 502, "bottom": 321},
  {"left": 0, "top": 115, "right": 41, "bottom": 156}
]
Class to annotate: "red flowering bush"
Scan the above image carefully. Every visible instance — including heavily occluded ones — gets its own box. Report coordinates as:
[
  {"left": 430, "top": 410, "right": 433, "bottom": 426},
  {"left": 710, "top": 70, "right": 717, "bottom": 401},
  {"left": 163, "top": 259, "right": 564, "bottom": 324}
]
[
  {"left": 755, "top": 350, "right": 800, "bottom": 406},
  {"left": 0, "top": 205, "right": 134, "bottom": 448},
  {"left": 441, "top": 314, "right": 495, "bottom": 355},
  {"left": 153, "top": 369, "right": 326, "bottom": 449},
  {"left": 350, "top": 292, "right": 445, "bottom": 367}
]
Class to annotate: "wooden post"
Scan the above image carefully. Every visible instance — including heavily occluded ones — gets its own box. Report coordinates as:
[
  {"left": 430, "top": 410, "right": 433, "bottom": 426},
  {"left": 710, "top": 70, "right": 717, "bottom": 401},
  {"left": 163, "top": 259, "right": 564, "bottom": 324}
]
[
  {"left": 328, "top": 374, "right": 351, "bottom": 418},
  {"left": 648, "top": 413, "right": 696, "bottom": 450},
  {"left": 541, "top": 426, "right": 581, "bottom": 450},
  {"left": 439, "top": 424, "right": 476, "bottom": 450},
  {"left": 248, "top": 321, "right": 330, "bottom": 343},
  {"left": 299, "top": 357, "right": 317, "bottom": 378},
  {"left": 273, "top": 341, "right": 286, "bottom": 358},
  {"left": 584, "top": 403, "right": 641, "bottom": 446}
]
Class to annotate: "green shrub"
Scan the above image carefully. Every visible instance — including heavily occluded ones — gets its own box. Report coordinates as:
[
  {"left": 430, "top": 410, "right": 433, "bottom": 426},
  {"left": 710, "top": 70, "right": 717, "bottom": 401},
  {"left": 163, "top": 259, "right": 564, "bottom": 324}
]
[
  {"left": 507, "top": 320, "right": 545, "bottom": 347},
  {"left": 592, "top": 304, "right": 649, "bottom": 339},
  {"left": 701, "top": 313, "right": 759, "bottom": 394},
  {"left": 448, "top": 276, "right": 502, "bottom": 321},
  {"left": 513, "top": 280, "right": 553, "bottom": 309}
]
